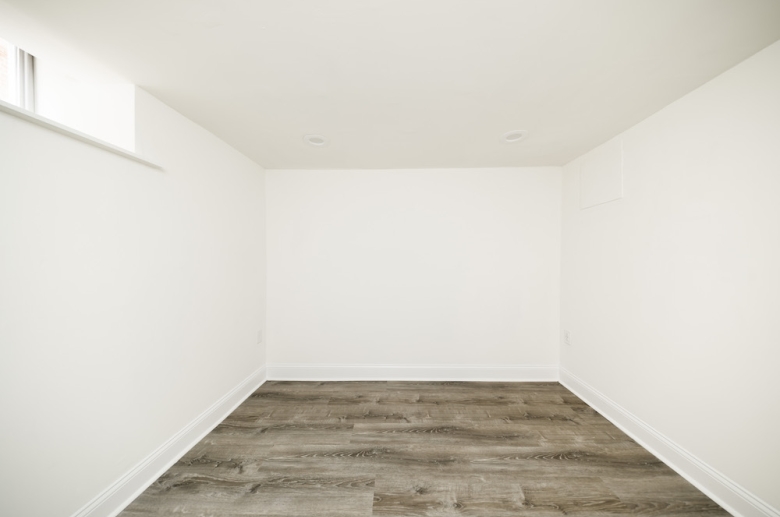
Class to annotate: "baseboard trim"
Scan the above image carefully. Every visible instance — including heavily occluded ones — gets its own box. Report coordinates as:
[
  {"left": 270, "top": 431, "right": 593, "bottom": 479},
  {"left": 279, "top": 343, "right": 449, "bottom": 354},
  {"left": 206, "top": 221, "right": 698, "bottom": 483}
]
[
  {"left": 70, "top": 366, "right": 267, "bottom": 517},
  {"left": 267, "top": 363, "right": 558, "bottom": 382},
  {"left": 559, "top": 368, "right": 779, "bottom": 517}
]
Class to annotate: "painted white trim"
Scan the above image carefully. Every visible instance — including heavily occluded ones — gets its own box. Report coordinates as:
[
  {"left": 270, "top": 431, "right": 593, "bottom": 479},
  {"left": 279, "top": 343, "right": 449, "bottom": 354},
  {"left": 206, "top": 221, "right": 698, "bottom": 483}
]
[
  {"left": 0, "top": 98, "right": 162, "bottom": 169},
  {"left": 559, "top": 368, "right": 779, "bottom": 517},
  {"left": 267, "top": 363, "right": 558, "bottom": 382},
  {"left": 70, "top": 366, "right": 267, "bottom": 517}
]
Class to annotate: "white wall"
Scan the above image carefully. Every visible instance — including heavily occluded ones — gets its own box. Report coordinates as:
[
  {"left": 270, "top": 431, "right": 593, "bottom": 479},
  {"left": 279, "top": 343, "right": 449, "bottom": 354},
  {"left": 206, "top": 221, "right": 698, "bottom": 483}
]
[
  {"left": 0, "top": 87, "right": 266, "bottom": 517},
  {"left": 267, "top": 168, "right": 561, "bottom": 372},
  {"left": 561, "top": 40, "right": 780, "bottom": 512}
]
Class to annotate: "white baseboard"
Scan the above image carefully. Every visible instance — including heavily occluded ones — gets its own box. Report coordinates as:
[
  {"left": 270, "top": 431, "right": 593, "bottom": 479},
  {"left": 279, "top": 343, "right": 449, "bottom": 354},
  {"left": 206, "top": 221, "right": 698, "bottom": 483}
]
[
  {"left": 559, "top": 368, "right": 779, "bottom": 517},
  {"left": 70, "top": 366, "right": 267, "bottom": 517},
  {"left": 267, "top": 363, "right": 558, "bottom": 382}
]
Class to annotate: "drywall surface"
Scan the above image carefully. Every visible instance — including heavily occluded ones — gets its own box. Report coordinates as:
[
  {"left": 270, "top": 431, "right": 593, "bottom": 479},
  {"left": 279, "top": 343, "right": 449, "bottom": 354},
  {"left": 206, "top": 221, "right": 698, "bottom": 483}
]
[
  {"left": 561, "top": 40, "right": 780, "bottom": 511},
  {"left": 0, "top": 87, "right": 266, "bottom": 517},
  {"left": 267, "top": 168, "right": 561, "bottom": 368}
]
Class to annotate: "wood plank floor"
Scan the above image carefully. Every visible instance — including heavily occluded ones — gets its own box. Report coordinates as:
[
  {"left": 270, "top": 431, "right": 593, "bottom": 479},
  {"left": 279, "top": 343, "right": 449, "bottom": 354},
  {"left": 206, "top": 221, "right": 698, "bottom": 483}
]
[{"left": 120, "top": 381, "right": 728, "bottom": 516}]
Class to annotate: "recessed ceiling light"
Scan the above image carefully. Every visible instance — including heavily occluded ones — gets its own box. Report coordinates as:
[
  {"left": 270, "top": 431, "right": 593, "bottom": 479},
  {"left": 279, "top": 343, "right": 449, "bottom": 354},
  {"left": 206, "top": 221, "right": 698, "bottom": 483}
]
[
  {"left": 501, "top": 130, "right": 528, "bottom": 143},
  {"left": 303, "top": 134, "right": 329, "bottom": 147}
]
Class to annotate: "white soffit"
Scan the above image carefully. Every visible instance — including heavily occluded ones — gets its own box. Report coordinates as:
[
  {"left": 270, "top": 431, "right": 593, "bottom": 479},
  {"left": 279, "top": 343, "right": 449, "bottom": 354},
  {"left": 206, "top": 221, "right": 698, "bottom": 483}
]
[
  {"left": 581, "top": 137, "right": 623, "bottom": 209},
  {"left": 5, "top": 0, "right": 780, "bottom": 169}
]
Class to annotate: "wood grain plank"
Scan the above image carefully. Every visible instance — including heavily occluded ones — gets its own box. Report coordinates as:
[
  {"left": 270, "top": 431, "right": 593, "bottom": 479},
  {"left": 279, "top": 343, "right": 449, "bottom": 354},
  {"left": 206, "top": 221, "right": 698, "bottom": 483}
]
[{"left": 119, "top": 381, "right": 728, "bottom": 516}]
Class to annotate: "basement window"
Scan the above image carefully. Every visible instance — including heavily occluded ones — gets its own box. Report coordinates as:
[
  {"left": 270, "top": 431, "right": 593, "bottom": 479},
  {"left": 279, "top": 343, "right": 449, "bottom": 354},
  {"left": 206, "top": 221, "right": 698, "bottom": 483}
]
[
  {"left": 0, "top": 36, "right": 35, "bottom": 111},
  {"left": 0, "top": 35, "right": 158, "bottom": 167}
]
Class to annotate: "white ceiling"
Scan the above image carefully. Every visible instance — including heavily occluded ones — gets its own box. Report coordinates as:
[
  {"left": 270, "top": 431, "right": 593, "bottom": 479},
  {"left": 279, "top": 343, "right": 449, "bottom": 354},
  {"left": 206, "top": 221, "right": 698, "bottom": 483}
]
[{"left": 8, "top": 0, "right": 780, "bottom": 169}]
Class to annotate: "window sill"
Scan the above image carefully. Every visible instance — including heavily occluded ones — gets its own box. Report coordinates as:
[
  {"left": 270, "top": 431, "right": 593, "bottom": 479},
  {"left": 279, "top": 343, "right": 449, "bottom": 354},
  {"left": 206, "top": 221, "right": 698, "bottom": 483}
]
[{"left": 0, "top": 98, "right": 162, "bottom": 169}]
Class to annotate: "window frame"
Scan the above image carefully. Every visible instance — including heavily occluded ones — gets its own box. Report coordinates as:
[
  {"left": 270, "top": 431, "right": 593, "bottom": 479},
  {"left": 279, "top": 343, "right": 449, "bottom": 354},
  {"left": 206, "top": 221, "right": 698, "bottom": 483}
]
[{"left": 0, "top": 38, "right": 35, "bottom": 111}]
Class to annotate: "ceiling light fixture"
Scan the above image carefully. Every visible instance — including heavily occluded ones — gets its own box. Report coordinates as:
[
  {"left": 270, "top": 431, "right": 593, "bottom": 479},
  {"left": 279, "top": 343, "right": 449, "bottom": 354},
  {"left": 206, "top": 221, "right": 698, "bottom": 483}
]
[
  {"left": 501, "top": 130, "right": 528, "bottom": 143},
  {"left": 303, "top": 134, "right": 329, "bottom": 147}
]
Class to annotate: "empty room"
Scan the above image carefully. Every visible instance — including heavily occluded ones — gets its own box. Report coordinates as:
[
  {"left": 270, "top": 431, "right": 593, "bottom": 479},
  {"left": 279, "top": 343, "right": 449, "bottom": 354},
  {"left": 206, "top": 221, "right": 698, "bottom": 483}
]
[{"left": 1, "top": 1, "right": 779, "bottom": 516}]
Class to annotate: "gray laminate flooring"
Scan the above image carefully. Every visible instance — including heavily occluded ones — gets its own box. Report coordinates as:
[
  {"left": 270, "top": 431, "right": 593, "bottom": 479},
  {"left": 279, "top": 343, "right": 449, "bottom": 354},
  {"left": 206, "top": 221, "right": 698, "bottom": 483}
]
[{"left": 120, "top": 381, "right": 728, "bottom": 516}]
